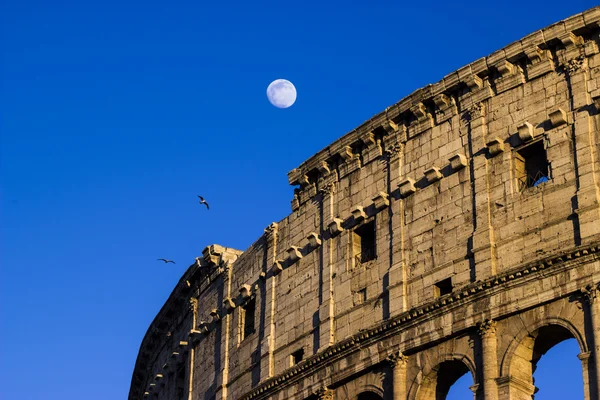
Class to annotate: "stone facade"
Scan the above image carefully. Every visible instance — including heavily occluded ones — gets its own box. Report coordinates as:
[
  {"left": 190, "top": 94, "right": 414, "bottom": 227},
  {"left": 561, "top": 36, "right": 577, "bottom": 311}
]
[{"left": 129, "top": 7, "right": 600, "bottom": 400}]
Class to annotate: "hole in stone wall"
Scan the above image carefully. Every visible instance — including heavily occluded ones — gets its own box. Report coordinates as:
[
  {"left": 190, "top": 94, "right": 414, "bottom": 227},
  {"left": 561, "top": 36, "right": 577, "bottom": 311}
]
[
  {"left": 353, "top": 221, "right": 376, "bottom": 266},
  {"left": 241, "top": 298, "right": 256, "bottom": 340},
  {"left": 434, "top": 278, "right": 453, "bottom": 298},
  {"left": 514, "top": 139, "right": 550, "bottom": 191},
  {"left": 290, "top": 348, "right": 304, "bottom": 366}
]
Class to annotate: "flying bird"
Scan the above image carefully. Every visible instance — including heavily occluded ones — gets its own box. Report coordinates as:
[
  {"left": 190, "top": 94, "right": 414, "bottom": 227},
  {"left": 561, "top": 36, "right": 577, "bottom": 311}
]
[
  {"left": 157, "top": 258, "right": 176, "bottom": 264},
  {"left": 197, "top": 195, "right": 209, "bottom": 209}
]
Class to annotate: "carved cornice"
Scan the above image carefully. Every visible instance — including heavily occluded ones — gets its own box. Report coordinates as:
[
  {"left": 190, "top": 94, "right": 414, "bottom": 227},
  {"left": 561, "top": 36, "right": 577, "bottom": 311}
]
[{"left": 240, "top": 243, "right": 599, "bottom": 400}]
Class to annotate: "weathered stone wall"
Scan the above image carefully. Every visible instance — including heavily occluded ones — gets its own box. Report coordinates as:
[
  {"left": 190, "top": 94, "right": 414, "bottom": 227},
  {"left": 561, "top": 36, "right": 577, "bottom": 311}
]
[{"left": 129, "top": 6, "right": 600, "bottom": 400}]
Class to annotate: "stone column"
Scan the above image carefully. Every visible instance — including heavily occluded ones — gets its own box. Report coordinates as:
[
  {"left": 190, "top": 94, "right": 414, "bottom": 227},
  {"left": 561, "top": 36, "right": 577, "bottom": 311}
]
[
  {"left": 478, "top": 319, "right": 499, "bottom": 400},
  {"left": 387, "top": 351, "right": 408, "bottom": 400},
  {"left": 261, "top": 222, "right": 279, "bottom": 379},
  {"left": 318, "top": 183, "right": 336, "bottom": 351},
  {"left": 578, "top": 352, "right": 592, "bottom": 400},
  {"left": 581, "top": 283, "right": 600, "bottom": 400}
]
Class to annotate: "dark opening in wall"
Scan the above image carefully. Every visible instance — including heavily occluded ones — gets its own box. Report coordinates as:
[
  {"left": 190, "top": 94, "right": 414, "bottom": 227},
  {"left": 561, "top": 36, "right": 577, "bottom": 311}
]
[
  {"left": 434, "top": 278, "right": 453, "bottom": 298},
  {"left": 291, "top": 348, "right": 304, "bottom": 366},
  {"left": 175, "top": 363, "right": 185, "bottom": 400},
  {"left": 514, "top": 140, "right": 550, "bottom": 191},
  {"left": 242, "top": 298, "right": 256, "bottom": 340},
  {"left": 353, "top": 220, "right": 376, "bottom": 265}
]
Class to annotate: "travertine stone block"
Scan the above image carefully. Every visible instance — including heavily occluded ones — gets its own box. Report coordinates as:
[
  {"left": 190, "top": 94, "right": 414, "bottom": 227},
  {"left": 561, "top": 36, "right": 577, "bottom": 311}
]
[
  {"left": 287, "top": 246, "right": 303, "bottom": 262},
  {"left": 424, "top": 167, "right": 443, "bottom": 183},
  {"left": 549, "top": 108, "right": 568, "bottom": 127},
  {"left": 398, "top": 178, "right": 416, "bottom": 197},
  {"left": 307, "top": 232, "right": 322, "bottom": 248},
  {"left": 372, "top": 192, "right": 390, "bottom": 210},
  {"left": 486, "top": 138, "right": 505, "bottom": 156},
  {"left": 328, "top": 218, "right": 344, "bottom": 236},
  {"left": 239, "top": 284, "right": 252, "bottom": 299},
  {"left": 351, "top": 206, "right": 367, "bottom": 222},
  {"left": 449, "top": 154, "right": 468, "bottom": 171},
  {"left": 518, "top": 122, "right": 535, "bottom": 142},
  {"left": 272, "top": 260, "right": 284, "bottom": 275}
]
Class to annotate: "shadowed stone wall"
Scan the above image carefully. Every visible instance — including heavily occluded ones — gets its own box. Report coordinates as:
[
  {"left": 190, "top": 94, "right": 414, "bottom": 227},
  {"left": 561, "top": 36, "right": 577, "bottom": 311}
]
[{"left": 130, "top": 6, "right": 600, "bottom": 400}]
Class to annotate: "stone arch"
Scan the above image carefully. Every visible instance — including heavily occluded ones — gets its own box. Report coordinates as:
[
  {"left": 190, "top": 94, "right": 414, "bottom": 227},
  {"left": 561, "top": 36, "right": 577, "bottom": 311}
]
[
  {"left": 500, "top": 317, "right": 587, "bottom": 377},
  {"left": 409, "top": 353, "right": 477, "bottom": 400},
  {"left": 335, "top": 370, "right": 386, "bottom": 400}
]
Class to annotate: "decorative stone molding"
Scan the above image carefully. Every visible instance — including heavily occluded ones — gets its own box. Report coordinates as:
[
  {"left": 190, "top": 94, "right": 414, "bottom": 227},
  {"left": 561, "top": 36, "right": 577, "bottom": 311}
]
[
  {"left": 317, "top": 161, "right": 330, "bottom": 175},
  {"left": 287, "top": 246, "right": 303, "bottom": 262},
  {"left": 517, "top": 122, "right": 535, "bottom": 142},
  {"left": 386, "top": 350, "right": 408, "bottom": 367},
  {"left": 382, "top": 119, "right": 400, "bottom": 134},
  {"left": 239, "top": 284, "right": 252, "bottom": 299},
  {"left": 580, "top": 283, "right": 597, "bottom": 305},
  {"left": 384, "top": 142, "right": 402, "bottom": 159},
  {"left": 372, "top": 192, "right": 390, "bottom": 211},
  {"left": 494, "top": 60, "right": 525, "bottom": 93},
  {"left": 525, "top": 46, "right": 554, "bottom": 79},
  {"left": 272, "top": 260, "right": 284, "bottom": 275},
  {"left": 478, "top": 319, "right": 497, "bottom": 337},
  {"left": 328, "top": 218, "right": 344, "bottom": 236},
  {"left": 410, "top": 102, "right": 434, "bottom": 134},
  {"left": 307, "top": 232, "right": 322, "bottom": 248},
  {"left": 424, "top": 166, "right": 443, "bottom": 183},
  {"left": 449, "top": 153, "right": 468, "bottom": 171},
  {"left": 223, "top": 297, "right": 236, "bottom": 312},
  {"left": 318, "top": 182, "right": 336, "bottom": 196},
  {"left": 398, "top": 178, "right": 416, "bottom": 197},
  {"left": 433, "top": 93, "right": 457, "bottom": 122},
  {"left": 549, "top": 108, "right": 567, "bottom": 127},
  {"left": 351, "top": 206, "right": 367, "bottom": 222},
  {"left": 486, "top": 137, "right": 505, "bottom": 156},
  {"left": 315, "top": 386, "right": 335, "bottom": 400},
  {"left": 210, "top": 309, "right": 221, "bottom": 322},
  {"left": 264, "top": 222, "right": 279, "bottom": 239},
  {"left": 562, "top": 55, "right": 586, "bottom": 75}
]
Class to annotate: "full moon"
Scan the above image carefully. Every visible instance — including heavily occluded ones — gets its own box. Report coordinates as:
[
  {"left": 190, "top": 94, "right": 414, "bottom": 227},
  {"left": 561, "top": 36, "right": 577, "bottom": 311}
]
[{"left": 266, "top": 79, "right": 297, "bottom": 108}]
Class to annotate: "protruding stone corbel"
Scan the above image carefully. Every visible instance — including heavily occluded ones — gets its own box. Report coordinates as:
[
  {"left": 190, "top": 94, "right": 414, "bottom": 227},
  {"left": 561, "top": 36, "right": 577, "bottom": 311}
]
[
  {"left": 486, "top": 137, "right": 505, "bottom": 156},
  {"left": 272, "top": 260, "right": 284, "bottom": 275},
  {"left": 202, "top": 244, "right": 224, "bottom": 267},
  {"left": 223, "top": 297, "right": 236, "bottom": 312},
  {"left": 517, "top": 122, "right": 535, "bottom": 142},
  {"left": 287, "top": 246, "right": 303, "bottom": 262},
  {"left": 372, "top": 192, "right": 390, "bottom": 211},
  {"left": 496, "top": 60, "right": 514, "bottom": 76},
  {"left": 210, "top": 309, "right": 221, "bottom": 322},
  {"left": 351, "top": 206, "right": 367, "bottom": 223},
  {"left": 398, "top": 178, "right": 416, "bottom": 197},
  {"left": 410, "top": 102, "right": 428, "bottom": 120},
  {"left": 363, "top": 131, "right": 377, "bottom": 147},
  {"left": 287, "top": 168, "right": 309, "bottom": 186},
  {"left": 189, "top": 329, "right": 202, "bottom": 343},
  {"left": 559, "top": 31, "right": 584, "bottom": 48},
  {"left": 424, "top": 167, "right": 443, "bottom": 183},
  {"left": 382, "top": 119, "right": 399, "bottom": 133},
  {"left": 317, "top": 161, "right": 330, "bottom": 175},
  {"left": 338, "top": 145, "right": 354, "bottom": 161},
  {"left": 549, "top": 108, "right": 567, "bottom": 127},
  {"left": 239, "top": 284, "right": 252, "bottom": 299},
  {"left": 264, "top": 222, "right": 279, "bottom": 238},
  {"left": 525, "top": 47, "right": 554, "bottom": 79},
  {"left": 465, "top": 75, "right": 483, "bottom": 91},
  {"left": 449, "top": 154, "right": 468, "bottom": 171},
  {"left": 155, "top": 373, "right": 164, "bottom": 381},
  {"left": 307, "top": 232, "right": 322, "bottom": 248},
  {"left": 433, "top": 93, "right": 452, "bottom": 109},
  {"left": 328, "top": 218, "right": 344, "bottom": 236}
]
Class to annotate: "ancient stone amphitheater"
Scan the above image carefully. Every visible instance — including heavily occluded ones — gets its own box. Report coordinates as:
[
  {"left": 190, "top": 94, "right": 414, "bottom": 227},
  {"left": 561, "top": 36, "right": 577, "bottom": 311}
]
[{"left": 129, "top": 7, "right": 600, "bottom": 400}]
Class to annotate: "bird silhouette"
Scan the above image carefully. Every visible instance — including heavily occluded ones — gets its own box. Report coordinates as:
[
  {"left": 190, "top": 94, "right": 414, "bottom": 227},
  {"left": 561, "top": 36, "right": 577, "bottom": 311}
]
[
  {"left": 157, "top": 258, "right": 176, "bottom": 264},
  {"left": 197, "top": 195, "right": 209, "bottom": 209}
]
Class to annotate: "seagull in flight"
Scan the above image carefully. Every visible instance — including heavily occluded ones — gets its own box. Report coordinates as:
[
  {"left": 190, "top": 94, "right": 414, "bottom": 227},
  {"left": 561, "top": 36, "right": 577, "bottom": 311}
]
[
  {"left": 157, "top": 258, "right": 176, "bottom": 264},
  {"left": 197, "top": 195, "right": 209, "bottom": 209}
]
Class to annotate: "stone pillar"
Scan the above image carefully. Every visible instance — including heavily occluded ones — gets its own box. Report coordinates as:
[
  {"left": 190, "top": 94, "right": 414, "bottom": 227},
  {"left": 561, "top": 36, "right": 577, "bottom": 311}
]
[
  {"left": 478, "top": 319, "right": 499, "bottom": 400},
  {"left": 318, "top": 183, "right": 336, "bottom": 351},
  {"left": 466, "top": 103, "right": 498, "bottom": 281},
  {"left": 387, "top": 351, "right": 408, "bottom": 400},
  {"left": 581, "top": 283, "right": 600, "bottom": 400},
  {"left": 261, "top": 222, "right": 279, "bottom": 379},
  {"left": 578, "top": 352, "right": 592, "bottom": 400}
]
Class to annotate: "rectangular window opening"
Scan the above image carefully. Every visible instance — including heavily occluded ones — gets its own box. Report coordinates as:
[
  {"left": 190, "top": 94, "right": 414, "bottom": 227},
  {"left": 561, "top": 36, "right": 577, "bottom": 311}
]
[
  {"left": 515, "top": 140, "right": 549, "bottom": 191},
  {"left": 353, "top": 220, "right": 376, "bottom": 266},
  {"left": 290, "top": 348, "right": 304, "bottom": 366},
  {"left": 434, "top": 278, "right": 453, "bottom": 298},
  {"left": 242, "top": 298, "right": 256, "bottom": 340}
]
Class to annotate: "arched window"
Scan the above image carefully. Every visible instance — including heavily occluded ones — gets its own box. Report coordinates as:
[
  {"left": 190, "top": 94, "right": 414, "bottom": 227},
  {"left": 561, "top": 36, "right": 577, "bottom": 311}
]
[{"left": 416, "top": 359, "right": 475, "bottom": 400}]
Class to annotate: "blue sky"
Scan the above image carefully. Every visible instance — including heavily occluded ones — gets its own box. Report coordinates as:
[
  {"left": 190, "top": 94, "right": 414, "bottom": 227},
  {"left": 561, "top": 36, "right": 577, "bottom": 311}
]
[{"left": 1, "top": 1, "right": 595, "bottom": 399}]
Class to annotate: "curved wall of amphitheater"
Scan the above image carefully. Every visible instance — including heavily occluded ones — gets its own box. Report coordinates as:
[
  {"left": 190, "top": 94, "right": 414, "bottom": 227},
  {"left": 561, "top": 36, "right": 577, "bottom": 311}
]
[{"left": 130, "top": 7, "right": 600, "bottom": 400}]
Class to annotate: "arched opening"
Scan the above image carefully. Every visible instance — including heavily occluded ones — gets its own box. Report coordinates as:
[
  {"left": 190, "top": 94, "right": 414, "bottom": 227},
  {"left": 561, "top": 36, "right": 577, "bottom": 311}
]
[
  {"left": 416, "top": 359, "right": 475, "bottom": 400},
  {"left": 357, "top": 392, "right": 383, "bottom": 400},
  {"left": 506, "top": 324, "right": 584, "bottom": 398}
]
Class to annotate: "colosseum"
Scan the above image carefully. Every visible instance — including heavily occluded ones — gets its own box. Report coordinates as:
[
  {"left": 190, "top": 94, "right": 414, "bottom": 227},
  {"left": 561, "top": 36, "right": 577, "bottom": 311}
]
[{"left": 129, "top": 7, "right": 600, "bottom": 400}]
